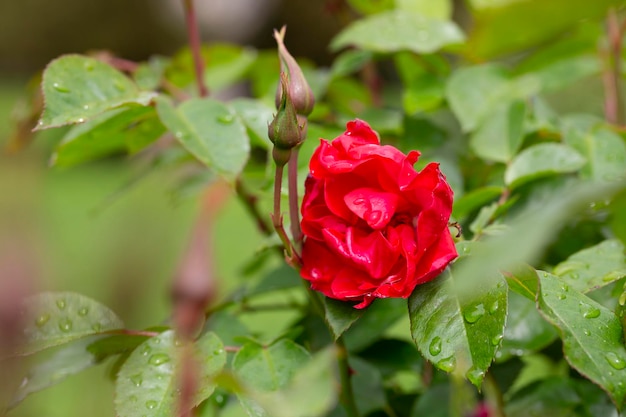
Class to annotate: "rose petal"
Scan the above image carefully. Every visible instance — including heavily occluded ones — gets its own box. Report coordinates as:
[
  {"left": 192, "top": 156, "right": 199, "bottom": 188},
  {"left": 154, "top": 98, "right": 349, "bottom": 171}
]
[{"left": 344, "top": 187, "right": 398, "bottom": 230}]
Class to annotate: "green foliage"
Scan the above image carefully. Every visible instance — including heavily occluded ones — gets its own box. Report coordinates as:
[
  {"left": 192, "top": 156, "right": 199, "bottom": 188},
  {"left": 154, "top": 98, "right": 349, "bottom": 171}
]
[
  {"left": 9, "top": 0, "right": 626, "bottom": 415},
  {"left": 16, "top": 292, "right": 124, "bottom": 356}
]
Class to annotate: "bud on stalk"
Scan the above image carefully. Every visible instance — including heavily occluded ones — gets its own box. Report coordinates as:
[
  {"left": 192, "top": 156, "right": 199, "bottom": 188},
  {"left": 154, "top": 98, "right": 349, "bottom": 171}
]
[
  {"left": 274, "top": 26, "right": 315, "bottom": 116},
  {"left": 268, "top": 72, "right": 305, "bottom": 166}
]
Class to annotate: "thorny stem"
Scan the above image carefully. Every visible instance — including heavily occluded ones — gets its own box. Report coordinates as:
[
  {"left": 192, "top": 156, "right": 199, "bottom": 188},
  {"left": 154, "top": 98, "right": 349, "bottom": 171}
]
[
  {"left": 603, "top": 8, "right": 624, "bottom": 125},
  {"left": 288, "top": 148, "right": 303, "bottom": 246},
  {"left": 182, "top": 0, "right": 209, "bottom": 97}
]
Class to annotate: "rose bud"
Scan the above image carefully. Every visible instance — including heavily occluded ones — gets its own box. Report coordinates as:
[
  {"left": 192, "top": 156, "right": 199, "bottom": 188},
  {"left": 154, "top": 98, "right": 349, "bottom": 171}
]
[
  {"left": 274, "top": 26, "right": 315, "bottom": 116},
  {"left": 268, "top": 72, "right": 305, "bottom": 166},
  {"left": 300, "top": 120, "right": 458, "bottom": 308}
]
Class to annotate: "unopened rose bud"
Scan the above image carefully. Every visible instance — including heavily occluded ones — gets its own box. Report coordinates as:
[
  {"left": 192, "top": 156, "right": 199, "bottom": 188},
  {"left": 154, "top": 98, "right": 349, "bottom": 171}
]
[
  {"left": 268, "top": 73, "right": 304, "bottom": 165},
  {"left": 274, "top": 26, "right": 315, "bottom": 116}
]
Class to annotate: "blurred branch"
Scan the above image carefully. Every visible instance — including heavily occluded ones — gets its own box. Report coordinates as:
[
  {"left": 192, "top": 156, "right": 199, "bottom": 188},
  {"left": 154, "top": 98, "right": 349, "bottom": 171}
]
[
  {"left": 602, "top": 8, "right": 624, "bottom": 125},
  {"left": 235, "top": 179, "right": 273, "bottom": 236},
  {"left": 182, "top": 0, "right": 208, "bottom": 97}
]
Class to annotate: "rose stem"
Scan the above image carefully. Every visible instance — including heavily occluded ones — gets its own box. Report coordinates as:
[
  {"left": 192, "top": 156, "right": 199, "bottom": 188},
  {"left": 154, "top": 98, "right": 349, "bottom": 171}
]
[
  {"left": 603, "top": 8, "right": 624, "bottom": 125},
  {"left": 182, "top": 0, "right": 209, "bottom": 97},
  {"left": 483, "top": 372, "right": 506, "bottom": 417},
  {"left": 336, "top": 336, "right": 360, "bottom": 417},
  {"left": 287, "top": 148, "right": 303, "bottom": 246},
  {"left": 272, "top": 164, "right": 301, "bottom": 266}
]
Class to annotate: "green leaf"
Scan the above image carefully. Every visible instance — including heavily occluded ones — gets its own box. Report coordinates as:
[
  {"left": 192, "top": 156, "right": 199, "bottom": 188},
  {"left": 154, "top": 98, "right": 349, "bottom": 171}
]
[
  {"left": 552, "top": 239, "right": 626, "bottom": 293},
  {"left": 16, "top": 292, "right": 123, "bottom": 356},
  {"left": 507, "top": 354, "right": 568, "bottom": 397},
  {"left": 233, "top": 339, "right": 310, "bottom": 391},
  {"left": 229, "top": 98, "right": 274, "bottom": 150},
  {"left": 563, "top": 123, "right": 626, "bottom": 183},
  {"left": 402, "top": 73, "right": 446, "bottom": 114},
  {"left": 452, "top": 186, "right": 504, "bottom": 220},
  {"left": 504, "top": 265, "right": 540, "bottom": 301},
  {"left": 133, "top": 56, "right": 169, "bottom": 91},
  {"left": 252, "top": 347, "right": 338, "bottom": 417},
  {"left": 330, "top": 11, "right": 465, "bottom": 55},
  {"left": 411, "top": 383, "right": 450, "bottom": 417},
  {"left": 52, "top": 105, "right": 165, "bottom": 167},
  {"left": 37, "top": 55, "right": 155, "bottom": 129},
  {"left": 497, "top": 291, "right": 557, "bottom": 361},
  {"left": 504, "top": 143, "right": 586, "bottom": 188},
  {"left": 470, "top": 100, "right": 526, "bottom": 163},
  {"left": 445, "top": 64, "right": 509, "bottom": 132},
  {"left": 329, "top": 50, "right": 373, "bottom": 79},
  {"left": 346, "top": 0, "right": 394, "bottom": 15},
  {"left": 350, "top": 358, "right": 387, "bottom": 415},
  {"left": 409, "top": 270, "right": 508, "bottom": 387},
  {"left": 466, "top": 0, "right": 624, "bottom": 58},
  {"left": 505, "top": 377, "right": 582, "bottom": 417},
  {"left": 323, "top": 298, "right": 364, "bottom": 340},
  {"left": 10, "top": 336, "right": 104, "bottom": 407},
  {"left": 537, "top": 272, "right": 626, "bottom": 409},
  {"left": 396, "top": 0, "right": 452, "bottom": 19},
  {"left": 203, "top": 45, "right": 257, "bottom": 93},
  {"left": 156, "top": 96, "right": 250, "bottom": 181},
  {"left": 115, "top": 330, "right": 226, "bottom": 417},
  {"left": 344, "top": 298, "right": 406, "bottom": 352}
]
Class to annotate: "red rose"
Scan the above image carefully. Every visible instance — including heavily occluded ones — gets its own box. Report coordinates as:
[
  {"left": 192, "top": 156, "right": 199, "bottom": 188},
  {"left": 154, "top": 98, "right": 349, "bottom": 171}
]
[{"left": 300, "top": 119, "right": 458, "bottom": 308}]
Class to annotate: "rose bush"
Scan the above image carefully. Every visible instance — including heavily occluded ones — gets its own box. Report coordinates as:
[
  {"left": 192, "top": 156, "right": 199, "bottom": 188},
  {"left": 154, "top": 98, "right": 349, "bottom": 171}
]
[{"left": 300, "top": 119, "right": 458, "bottom": 308}]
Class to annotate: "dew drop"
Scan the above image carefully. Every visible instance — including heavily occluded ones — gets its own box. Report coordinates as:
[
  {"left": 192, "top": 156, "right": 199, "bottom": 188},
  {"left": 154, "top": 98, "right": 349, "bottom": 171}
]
[
  {"left": 583, "top": 330, "right": 591, "bottom": 336},
  {"left": 35, "top": 314, "right": 50, "bottom": 327},
  {"left": 213, "top": 348, "right": 224, "bottom": 356},
  {"left": 491, "top": 334, "right": 503, "bottom": 346},
  {"left": 141, "top": 346, "right": 152, "bottom": 356},
  {"left": 466, "top": 367, "right": 485, "bottom": 386},
  {"left": 52, "top": 83, "right": 70, "bottom": 93},
  {"left": 428, "top": 336, "right": 442, "bottom": 356},
  {"left": 78, "top": 307, "right": 88, "bottom": 316},
  {"left": 91, "top": 323, "right": 102, "bottom": 332},
  {"left": 437, "top": 355, "right": 456, "bottom": 372},
  {"left": 579, "top": 302, "right": 601, "bottom": 319},
  {"left": 84, "top": 61, "right": 94, "bottom": 71},
  {"left": 114, "top": 81, "right": 127, "bottom": 92},
  {"left": 129, "top": 395, "right": 138, "bottom": 403},
  {"left": 557, "top": 294, "right": 567, "bottom": 300},
  {"left": 605, "top": 352, "right": 626, "bottom": 370},
  {"left": 463, "top": 303, "right": 485, "bottom": 324},
  {"left": 174, "top": 131, "right": 183, "bottom": 139},
  {"left": 56, "top": 299, "right": 66, "bottom": 310},
  {"left": 130, "top": 374, "right": 143, "bottom": 387},
  {"left": 58, "top": 318, "right": 73, "bottom": 332},
  {"left": 77, "top": 118, "right": 85, "bottom": 123},
  {"left": 353, "top": 198, "right": 365, "bottom": 205},
  {"left": 618, "top": 292, "right": 626, "bottom": 306},
  {"left": 145, "top": 400, "right": 158, "bottom": 410},
  {"left": 488, "top": 300, "right": 499, "bottom": 314},
  {"left": 560, "top": 283, "right": 569, "bottom": 292},
  {"left": 217, "top": 114, "right": 234, "bottom": 124},
  {"left": 570, "top": 273, "right": 579, "bottom": 280},
  {"left": 366, "top": 210, "right": 382, "bottom": 224},
  {"left": 149, "top": 353, "right": 170, "bottom": 366},
  {"left": 83, "top": 104, "right": 90, "bottom": 110}
]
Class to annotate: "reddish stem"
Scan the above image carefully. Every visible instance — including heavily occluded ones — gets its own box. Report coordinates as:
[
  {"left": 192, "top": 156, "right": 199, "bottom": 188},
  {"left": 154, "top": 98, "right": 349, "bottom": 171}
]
[
  {"left": 288, "top": 148, "right": 303, "bottom": 246},
  {"left": 183, "top": 0, "right": 209, "bottom": 97},
  {"left": 603, "top": 9, "right": 624, "bottom": 125}
]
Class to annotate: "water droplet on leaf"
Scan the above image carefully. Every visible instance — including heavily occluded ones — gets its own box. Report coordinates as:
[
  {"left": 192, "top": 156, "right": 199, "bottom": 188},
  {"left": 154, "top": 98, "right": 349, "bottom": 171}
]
[
  {"left": 217, "top": 114, "right": 234, "bottom": 124},
  {"left": 130, "top": 374, "right": 143, "bottom": 387},
  {"left": 619, "top": 292, "right": 626, "bottom": 306},
  {"left": 145, "top": 400, "right": 157, "bottom": 410},
  {"left": 491, "top": 334, "right": 503, "bottom": 346},
  {"left": 56, "top": 299, "right": 66, "bottom": 310},
  {"left": 557, "top": 294, "right": 566, "bottom": 300},
  {"left": 114, "top": 81, "right": 127, "bottom": 92},
  {"left": 91, "top": 323, "right": 102, "bottom": 332},
  {"left": 149, "top": 353, "right": 170, "bottom": 366},
  {"left": 579, "top": 302, "right": 601, "bottom": 319},
  {"left": 428, "top": 336, "right": 442, "bottom": 356},
  {"left": 437, "top": 355, "right": 456, "bottom": 372},
  {"left": 466, "top": 367, "right": 485, "bottom": 386},
  {"left": 605, "top": 352, "right": 626, "bottom": 370},
  {"left": 463, "top": 303, "right": 485, "bottom": 324},
  {"left": 35, "top": 314, "right": 50, "bottom": 327},
  {"left": 58, "top": 318, "right": 73, "bottom": 332},
  {"left": 52, "top": 83, "right": 70, "bottom": 93},
  {"left": 488, "top": 300, "right": 499, "bottom": 314},
  {"left": 78, "top": 308, "right": 88, "bottom": 316}
]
